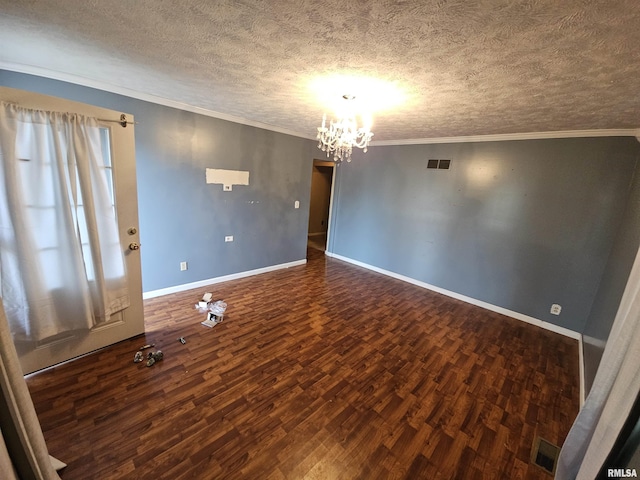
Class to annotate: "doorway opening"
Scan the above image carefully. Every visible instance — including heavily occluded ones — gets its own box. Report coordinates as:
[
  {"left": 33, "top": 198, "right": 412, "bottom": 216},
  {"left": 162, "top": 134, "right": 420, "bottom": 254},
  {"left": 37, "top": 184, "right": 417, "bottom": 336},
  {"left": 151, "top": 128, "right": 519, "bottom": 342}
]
[{"left": 307, "top": 160, "right": 335, "bottom": 252}]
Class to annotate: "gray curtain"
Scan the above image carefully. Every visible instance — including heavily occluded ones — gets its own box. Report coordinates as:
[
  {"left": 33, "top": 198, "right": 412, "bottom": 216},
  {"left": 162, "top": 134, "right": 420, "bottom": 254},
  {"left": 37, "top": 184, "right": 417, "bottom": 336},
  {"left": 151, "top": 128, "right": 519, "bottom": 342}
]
[
  {"left": 556, "top": 247, "right": 640, "bottom": 478},
  {"left": 0, "top": 298, "right": 63, "bottom": 480}
]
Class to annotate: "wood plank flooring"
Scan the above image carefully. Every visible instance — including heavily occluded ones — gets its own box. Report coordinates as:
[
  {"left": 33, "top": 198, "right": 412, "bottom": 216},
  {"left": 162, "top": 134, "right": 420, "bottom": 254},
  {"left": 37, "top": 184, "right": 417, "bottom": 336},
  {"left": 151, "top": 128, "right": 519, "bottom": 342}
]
[{"left": 26, "top": 248, "right": 580, "bottom": 479}]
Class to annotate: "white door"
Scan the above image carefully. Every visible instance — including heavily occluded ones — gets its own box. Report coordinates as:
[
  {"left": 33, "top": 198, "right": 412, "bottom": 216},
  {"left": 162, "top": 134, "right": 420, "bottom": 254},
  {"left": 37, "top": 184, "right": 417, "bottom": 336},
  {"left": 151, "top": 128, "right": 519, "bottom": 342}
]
[{"left": 0, "top": 86, "right": 144, "bottom": 374}]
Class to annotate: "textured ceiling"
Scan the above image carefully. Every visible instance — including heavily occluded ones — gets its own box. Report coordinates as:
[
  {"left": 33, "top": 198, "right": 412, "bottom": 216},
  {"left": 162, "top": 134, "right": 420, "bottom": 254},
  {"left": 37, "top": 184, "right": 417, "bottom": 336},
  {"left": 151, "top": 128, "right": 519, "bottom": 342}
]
[{"left": 1, "top": 0, "right": 639, "bottom": 142}]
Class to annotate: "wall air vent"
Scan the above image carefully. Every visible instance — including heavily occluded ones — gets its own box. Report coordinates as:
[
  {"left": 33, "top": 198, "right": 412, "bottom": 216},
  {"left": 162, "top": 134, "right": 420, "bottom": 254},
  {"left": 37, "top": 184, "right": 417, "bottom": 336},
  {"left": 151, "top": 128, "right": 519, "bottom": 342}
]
[
  {"left": 531, "top": 436, "right": 560, "bottom": 475},
  {"left": 427, "top": 159, "right": 451, "bottom": 170}
]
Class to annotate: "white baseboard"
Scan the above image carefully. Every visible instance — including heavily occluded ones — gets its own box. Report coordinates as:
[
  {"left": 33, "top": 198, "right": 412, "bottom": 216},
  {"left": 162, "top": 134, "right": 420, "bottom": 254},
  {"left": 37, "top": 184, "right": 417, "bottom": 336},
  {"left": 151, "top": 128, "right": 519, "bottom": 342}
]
[
  {"left": 581, "top": 334, "right": 607, "bottom": 350},
  {"left": 578, "top": 334, "right": 585, "bottom": 407},
  {"left": 326, "top": 251, "right": 580, "bottom": 339},
  {"left": 142, "top": 259, "right": 307, "bottom": 299}
]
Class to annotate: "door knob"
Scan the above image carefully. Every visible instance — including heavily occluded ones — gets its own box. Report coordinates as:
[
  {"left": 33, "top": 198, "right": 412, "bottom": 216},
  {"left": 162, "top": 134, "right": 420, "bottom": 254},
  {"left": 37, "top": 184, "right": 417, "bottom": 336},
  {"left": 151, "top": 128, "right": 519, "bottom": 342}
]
[{"left": 129, "top": 242, "right": 140, "bottom": 251}]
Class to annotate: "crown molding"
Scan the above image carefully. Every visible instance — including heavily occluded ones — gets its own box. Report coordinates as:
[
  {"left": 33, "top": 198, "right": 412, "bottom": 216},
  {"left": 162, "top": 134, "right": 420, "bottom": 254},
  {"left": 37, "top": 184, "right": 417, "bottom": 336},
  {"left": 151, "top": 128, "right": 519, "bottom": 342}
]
[
  {"left": 0, "top": 62, "right": 316, "bottom": 140},
  {"left": 2, "top": 63, "right": 638, "bottom": 145},
  {"left": 371, "top": 128, "right": 640, "bottom": 146}
]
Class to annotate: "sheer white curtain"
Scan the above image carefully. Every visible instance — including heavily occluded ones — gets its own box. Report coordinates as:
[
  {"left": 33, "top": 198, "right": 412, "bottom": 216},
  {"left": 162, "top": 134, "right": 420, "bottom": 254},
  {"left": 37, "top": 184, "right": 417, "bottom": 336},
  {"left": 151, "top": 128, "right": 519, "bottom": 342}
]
[
  {"left": 0, "top": 101, "right": 129, "bottom": 342},
  {"left": 0, "top": 298, "right": 63, "bottom": 479},
  {"left": 556, "top": 246, "right": 640, "bottom": 478}
]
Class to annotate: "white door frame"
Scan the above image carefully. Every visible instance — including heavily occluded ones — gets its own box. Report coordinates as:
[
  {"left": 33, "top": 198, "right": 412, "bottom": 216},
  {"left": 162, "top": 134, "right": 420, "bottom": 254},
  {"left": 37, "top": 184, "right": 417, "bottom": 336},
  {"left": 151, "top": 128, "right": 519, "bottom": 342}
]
[{"left": 326, "top": 163, "right": 336, "bottom": 252}]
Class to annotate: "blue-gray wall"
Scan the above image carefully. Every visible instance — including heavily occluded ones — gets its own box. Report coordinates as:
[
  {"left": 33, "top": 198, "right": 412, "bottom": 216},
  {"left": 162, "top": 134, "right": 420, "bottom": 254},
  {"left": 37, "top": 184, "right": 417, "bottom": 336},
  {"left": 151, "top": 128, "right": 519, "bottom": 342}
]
[
  {"left": 328, "top": 138, "right": 640, "bottom": 334},
  {"left": 0, "top": 70, "right": 315, "bottom": 292},
  {"left": 582, "top": 166, "right": 640, "bottom": 393}
]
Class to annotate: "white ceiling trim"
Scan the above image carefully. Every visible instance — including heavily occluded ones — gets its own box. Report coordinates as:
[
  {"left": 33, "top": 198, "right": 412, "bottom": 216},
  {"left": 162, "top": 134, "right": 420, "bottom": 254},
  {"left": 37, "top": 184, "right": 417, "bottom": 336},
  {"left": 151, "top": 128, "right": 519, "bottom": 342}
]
[
  {"left": 0, "top": 62, "right": 316, "bottom": 140},
  {"left": 2, "top": 63, "right": 639, "bottom": 147},
  {"left": 371, "top": 129, "right": 640, "bottom": 146}
]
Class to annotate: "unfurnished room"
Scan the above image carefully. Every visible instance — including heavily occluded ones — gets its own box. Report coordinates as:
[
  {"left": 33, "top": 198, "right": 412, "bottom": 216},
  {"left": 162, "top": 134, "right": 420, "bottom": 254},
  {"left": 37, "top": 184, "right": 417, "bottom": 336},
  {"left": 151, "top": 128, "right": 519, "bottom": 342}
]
[{"left": 1, "top": 1, "right": 640, "bottom": 479}]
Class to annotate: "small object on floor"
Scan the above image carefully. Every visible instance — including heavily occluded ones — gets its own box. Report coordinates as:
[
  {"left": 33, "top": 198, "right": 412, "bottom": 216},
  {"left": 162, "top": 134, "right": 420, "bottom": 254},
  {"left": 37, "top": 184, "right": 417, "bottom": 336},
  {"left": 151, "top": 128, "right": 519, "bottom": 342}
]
[
  {"left": 133, "top": 351, "right": 143, "bottom": 363},
  {"left": 139, "top": 344, "right": 155, "bottom": 351},
  {"left": 145, "top": 350, "right": 164, "bottom": 367},
  {"left": 200, "top": 300, "right": 227, "bottom": 328},
  {"left": 201, "top": 317, "right": 221, "bottom": 328},
  {"left": 179, "top": 337, "right": 186, "bottom": 344},
  {"left": 209, "top": 300, "right": 227, "bottom": 318},
  {"left": 145, "top": 350, "right": 163, "bottom": 367},
  {"left": 198, "top": 292, "right": 213, "bottom": 309}
]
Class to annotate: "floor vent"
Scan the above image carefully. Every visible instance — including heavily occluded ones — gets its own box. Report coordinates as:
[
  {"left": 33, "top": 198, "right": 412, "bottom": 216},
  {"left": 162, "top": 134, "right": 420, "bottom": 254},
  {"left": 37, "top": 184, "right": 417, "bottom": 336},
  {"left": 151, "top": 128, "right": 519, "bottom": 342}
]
[{"left": 531, "top": 436, "right": 560, "bottom": 475}]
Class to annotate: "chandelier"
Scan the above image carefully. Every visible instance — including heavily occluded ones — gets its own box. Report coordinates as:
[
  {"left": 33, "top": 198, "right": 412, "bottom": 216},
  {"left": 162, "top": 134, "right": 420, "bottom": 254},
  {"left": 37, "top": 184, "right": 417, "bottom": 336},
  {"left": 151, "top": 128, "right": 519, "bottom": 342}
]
[{"left": 316, "top": 95, "right": 373, "bottom": 163}]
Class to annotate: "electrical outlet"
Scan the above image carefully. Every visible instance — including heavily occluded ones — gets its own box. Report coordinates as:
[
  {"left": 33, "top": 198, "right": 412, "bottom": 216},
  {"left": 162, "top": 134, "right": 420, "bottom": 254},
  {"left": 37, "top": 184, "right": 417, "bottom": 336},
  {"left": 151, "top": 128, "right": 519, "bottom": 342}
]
[
  {"left": 225, "top": 235, "right": 233, "bottom": 242},
  {"left": 550, "top": 304, "right": 562, "bottom": 315},
  {"left": 294, "top": 200, "right": 300, "bottom": 209},
  {"left": 180, "top": 261, "right": 188, "bottom": 271}
]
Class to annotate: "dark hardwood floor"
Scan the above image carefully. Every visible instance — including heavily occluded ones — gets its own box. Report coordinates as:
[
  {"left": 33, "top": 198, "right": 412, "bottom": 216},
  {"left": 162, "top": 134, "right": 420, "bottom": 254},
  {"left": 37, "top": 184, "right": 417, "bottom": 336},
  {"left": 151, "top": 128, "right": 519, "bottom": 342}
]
[{"left": 26, "top": 248, "right": 580, "bottom": 479}]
